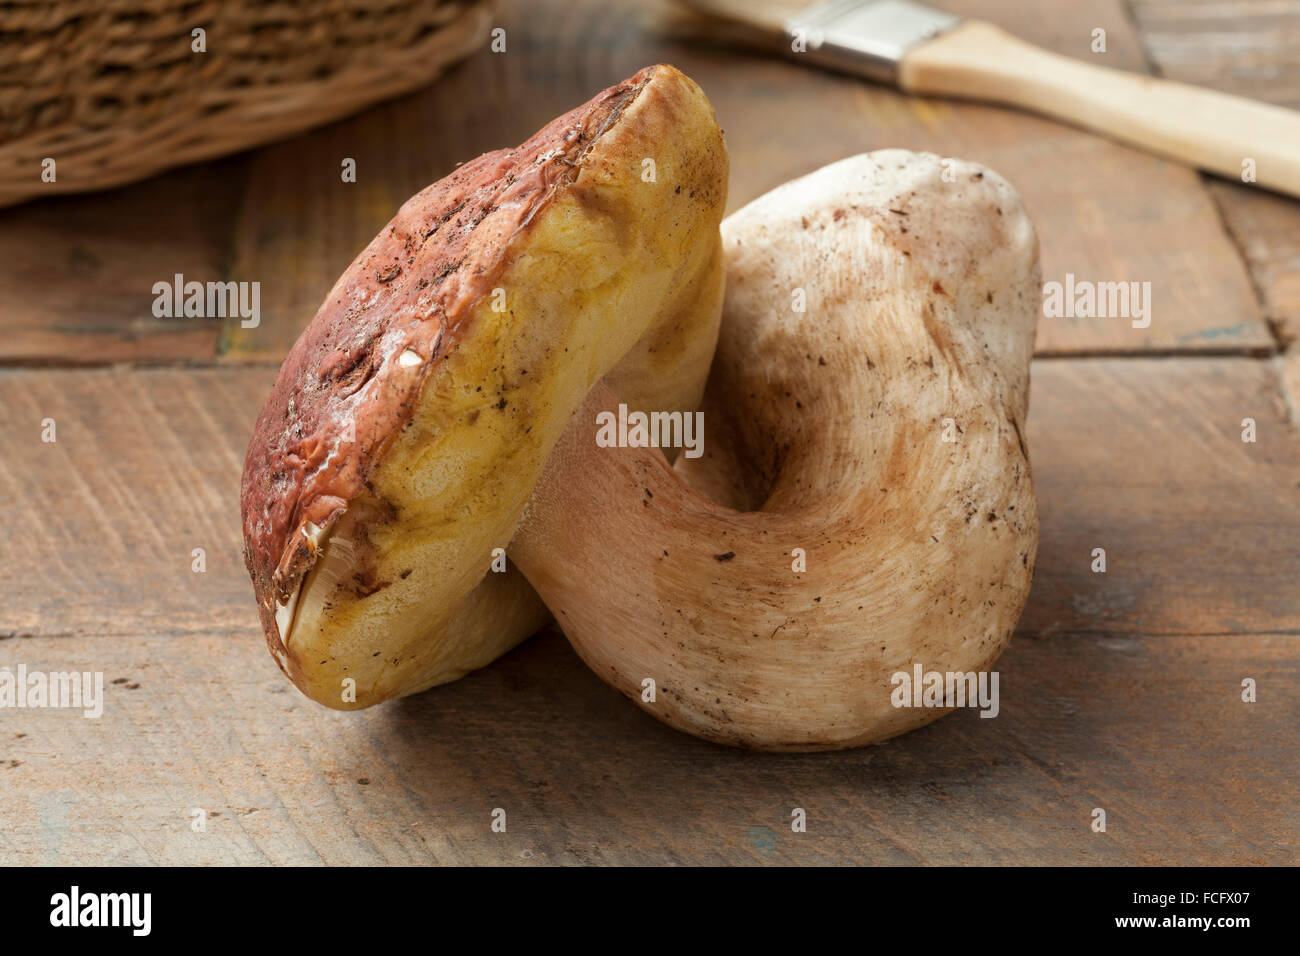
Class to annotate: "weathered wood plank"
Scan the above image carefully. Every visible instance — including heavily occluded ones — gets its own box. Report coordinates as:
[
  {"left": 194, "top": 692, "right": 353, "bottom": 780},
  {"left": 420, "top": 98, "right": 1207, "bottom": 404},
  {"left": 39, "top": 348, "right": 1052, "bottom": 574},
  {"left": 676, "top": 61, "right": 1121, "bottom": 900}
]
[
  {"left": 1206, "top": 181, "right": 1300, "bottom": 348},
  {"left": 1, "top": 627, "right": 1293, "bottom": 865},
  {"left": 1131, "top": 0, "right": 1300, "bottom": 109},
  {"left": 0, "top": 367, "right": 271, "bottom": 638},
  {"left": 218, "top": 0, "right": 1272, "bottom": 361},
  {"left": 1022, "top": 357, "right": 1300, "bottom": 637},
  {"left": 0, "top": 354, "right": 1296, "bottom": 863},
  {"left": 1130, "top": 0, "right": 1300, "bottom": 345},
  {"left": 0, "top": 158, "right": 249, "bottom": 365},
  {"left": 2, "top": 359, "right": 1297, "bottom": 645},
  {"left": 2, "top": 0, "right": 1296, "bottom": 864}
]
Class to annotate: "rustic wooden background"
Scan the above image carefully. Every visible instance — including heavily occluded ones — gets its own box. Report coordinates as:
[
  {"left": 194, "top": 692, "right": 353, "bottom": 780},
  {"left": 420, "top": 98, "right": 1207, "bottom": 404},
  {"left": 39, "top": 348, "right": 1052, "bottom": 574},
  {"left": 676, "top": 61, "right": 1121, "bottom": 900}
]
[{"left": 1, "top": 0, "right": 1296, "bottom": 865}]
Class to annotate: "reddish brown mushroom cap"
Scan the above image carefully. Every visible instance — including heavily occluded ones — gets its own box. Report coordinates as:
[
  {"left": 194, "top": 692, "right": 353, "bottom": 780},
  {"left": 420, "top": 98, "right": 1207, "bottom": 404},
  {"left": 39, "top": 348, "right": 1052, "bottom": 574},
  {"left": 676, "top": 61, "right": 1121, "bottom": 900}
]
[
  {"left": 239, "top": 64, "right": 729, "bottom": 705},
  {"left": 240, "top": 68, "right": 655, "bottom": 665}
]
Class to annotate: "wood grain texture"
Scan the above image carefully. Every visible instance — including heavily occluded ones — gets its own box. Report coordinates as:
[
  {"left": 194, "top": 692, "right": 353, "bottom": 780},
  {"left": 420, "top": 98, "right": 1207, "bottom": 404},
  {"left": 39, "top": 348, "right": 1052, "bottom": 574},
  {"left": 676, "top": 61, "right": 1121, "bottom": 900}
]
[
  {"left": 1131, "top": 0, "right": 1300, "bottom": 108},
  {"left": 0, "top": 628, "right": 1293, "bottom": 865},
  {"left": 0, "top": 158, "right": 249, "bottom": 365},
  {"left": 1, "top": 356, "right": 1296, "bottom": 864},
  {"left": 1131, "top": 0, "right": 1300, "bottom": 345},
  {"left": 217, "top": 0, "right": 1272, "bottom": 361},
  {"left": 0, "top": 0, "right": 1296, "bottom": 866},
  {"left": 1023, "top": 357, "right": 1300, "bottom": 637},
  {"left": 3, "top": 360, "right": 1296, "bottom": 643},
  {"left": 0, "top": 367, "right": 271, "bottom": 638},
  {"left": 1206, "top": 182, "right": 1300, "bottom": 347}
]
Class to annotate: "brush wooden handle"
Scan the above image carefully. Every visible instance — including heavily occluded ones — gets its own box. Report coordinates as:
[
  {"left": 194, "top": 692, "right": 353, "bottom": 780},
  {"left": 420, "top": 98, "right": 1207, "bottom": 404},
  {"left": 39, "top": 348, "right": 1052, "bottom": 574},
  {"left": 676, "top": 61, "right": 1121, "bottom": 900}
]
[{"left": 900, "top": 20, "right": 1300, "bottom": 199}]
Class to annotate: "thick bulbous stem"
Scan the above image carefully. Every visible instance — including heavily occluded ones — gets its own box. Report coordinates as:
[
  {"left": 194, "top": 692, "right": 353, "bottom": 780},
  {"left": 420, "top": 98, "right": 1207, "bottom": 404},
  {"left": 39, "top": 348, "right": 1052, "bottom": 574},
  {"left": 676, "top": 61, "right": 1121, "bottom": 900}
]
[{"left": 511, "top": 151, "right": 1040, "bottom": 750}]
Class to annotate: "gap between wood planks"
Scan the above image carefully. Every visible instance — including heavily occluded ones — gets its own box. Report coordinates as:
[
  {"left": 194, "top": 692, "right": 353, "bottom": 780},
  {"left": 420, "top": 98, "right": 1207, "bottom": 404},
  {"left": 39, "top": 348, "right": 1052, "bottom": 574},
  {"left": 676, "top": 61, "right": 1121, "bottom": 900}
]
[
  {"left": 1120, "top": 0, "right": 1300, "bottom": 417},
  {"left": 0, "top": 0, "right": 1284, "bottom": 366},
  {"left": 1128, "top": 0, "right": 1300, "bottom": 412}
]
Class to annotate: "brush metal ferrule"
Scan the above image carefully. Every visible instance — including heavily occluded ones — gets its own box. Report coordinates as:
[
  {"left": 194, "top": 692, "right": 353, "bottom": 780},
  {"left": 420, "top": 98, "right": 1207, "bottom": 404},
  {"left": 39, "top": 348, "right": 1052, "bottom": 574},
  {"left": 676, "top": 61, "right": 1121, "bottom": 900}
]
[{"left": 783, "top": 0, "right": 961, "bottom": 83}]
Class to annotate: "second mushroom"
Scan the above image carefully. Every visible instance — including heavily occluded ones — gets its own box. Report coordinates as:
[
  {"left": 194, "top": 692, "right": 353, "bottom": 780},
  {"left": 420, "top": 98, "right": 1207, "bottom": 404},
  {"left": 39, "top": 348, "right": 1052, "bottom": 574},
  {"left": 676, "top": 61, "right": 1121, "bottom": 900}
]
[{"left": 512, "top": 150, "right": 1041, "bottom": 751}]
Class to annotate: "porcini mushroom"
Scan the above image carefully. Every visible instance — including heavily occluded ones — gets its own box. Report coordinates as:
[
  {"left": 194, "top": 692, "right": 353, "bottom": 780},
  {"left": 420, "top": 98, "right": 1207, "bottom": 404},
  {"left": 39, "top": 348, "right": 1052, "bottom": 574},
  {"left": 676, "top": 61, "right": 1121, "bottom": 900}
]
[
  {"left": 241, "top": 65, "right": 729, "bottom": 708},
  {"left": 509, "top": 151, "right": 1041, "bottom": 750}
]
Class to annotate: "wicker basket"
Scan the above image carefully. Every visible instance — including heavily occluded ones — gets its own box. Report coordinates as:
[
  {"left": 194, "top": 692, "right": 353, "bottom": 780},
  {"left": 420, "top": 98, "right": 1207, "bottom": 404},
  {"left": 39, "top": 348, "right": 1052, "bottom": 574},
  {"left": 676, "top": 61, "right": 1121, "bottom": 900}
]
[{"left": 0, "top": 0, "right": 492, "bottom": 207}]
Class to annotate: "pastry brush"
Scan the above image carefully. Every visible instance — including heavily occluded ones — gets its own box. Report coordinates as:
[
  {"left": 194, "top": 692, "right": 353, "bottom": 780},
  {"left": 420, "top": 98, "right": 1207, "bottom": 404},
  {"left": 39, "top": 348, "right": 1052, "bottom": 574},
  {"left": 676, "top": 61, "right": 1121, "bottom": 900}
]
[{"left": 675, "top": 0, "right": 1300, "bottom": 199}]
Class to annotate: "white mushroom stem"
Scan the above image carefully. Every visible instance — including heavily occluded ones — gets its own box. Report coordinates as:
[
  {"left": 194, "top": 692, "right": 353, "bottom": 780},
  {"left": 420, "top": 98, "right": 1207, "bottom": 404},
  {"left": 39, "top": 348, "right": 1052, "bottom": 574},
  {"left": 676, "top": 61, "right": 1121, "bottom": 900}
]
[{"left": 510, "top": 151, "right": 1040, "bottom": 751}]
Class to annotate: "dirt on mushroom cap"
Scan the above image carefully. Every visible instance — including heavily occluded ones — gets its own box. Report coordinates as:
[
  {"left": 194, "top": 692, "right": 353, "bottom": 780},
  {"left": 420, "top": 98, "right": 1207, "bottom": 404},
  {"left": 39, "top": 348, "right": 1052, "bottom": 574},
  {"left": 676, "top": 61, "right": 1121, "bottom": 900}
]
[{"left": 240, "top": 64, "right": 729, "bottom": 707}]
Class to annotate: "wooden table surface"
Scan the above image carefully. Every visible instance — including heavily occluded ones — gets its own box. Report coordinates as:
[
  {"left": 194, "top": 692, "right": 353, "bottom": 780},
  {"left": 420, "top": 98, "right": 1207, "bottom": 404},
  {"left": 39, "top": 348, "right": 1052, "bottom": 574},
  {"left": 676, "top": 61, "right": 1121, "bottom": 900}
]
[{"left": 1, "top": 0, "right": 1296, "bottom": 865}]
